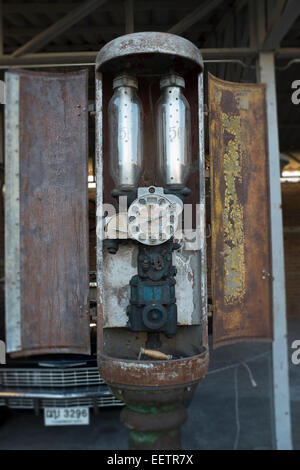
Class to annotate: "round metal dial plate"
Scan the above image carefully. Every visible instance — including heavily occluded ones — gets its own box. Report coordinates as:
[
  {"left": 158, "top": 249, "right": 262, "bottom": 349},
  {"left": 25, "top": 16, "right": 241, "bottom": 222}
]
[{"left": 128, "top": 190, "right": 182, "bottom": 245}]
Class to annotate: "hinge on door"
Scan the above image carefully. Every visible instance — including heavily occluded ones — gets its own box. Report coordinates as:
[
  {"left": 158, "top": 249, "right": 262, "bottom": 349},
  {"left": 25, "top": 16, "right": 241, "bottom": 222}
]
[{"left": 261, "top": 269, "right": 274, "bottom": 281}]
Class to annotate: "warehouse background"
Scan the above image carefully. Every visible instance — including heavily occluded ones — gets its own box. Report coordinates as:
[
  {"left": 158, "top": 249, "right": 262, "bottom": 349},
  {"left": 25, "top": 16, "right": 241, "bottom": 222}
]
[{"left": 0, "top": 0, "right": 299, "bottom": 449}]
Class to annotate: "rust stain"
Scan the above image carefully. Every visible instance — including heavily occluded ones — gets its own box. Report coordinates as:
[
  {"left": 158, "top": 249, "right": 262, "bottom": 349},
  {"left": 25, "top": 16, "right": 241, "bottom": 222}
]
[
  {"left": 221, "top": 112, "right": 245, "bottom": 304},
  {"left": 117, "top": 285, "right": 129, "bottom": 306},
  {"left": 209, "top": 73, "right": 273, "bottom": 348}
]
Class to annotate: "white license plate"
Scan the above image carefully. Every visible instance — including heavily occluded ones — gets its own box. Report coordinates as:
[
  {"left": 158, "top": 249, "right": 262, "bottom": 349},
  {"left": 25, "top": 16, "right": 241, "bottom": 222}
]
[{"left": 44, "top": 406, "right": 90, "bottom": 426}]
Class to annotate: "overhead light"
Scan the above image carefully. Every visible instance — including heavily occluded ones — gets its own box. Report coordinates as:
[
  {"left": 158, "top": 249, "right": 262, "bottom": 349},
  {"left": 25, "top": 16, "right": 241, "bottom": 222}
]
[
  {"left": 88, "top": 157, "right": 96, "bottom": 188},
  {"left": 281, "top": 170, "right": 300, "bottom": 183},
  {"left": 280, "top": 152, "right": 300, "bottom": 182}
]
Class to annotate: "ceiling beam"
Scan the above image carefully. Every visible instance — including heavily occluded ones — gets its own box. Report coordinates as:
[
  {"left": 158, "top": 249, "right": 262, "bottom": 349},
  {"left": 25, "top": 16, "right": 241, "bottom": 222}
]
[
  {"left": 0, "top": 46, "right": 299, "bottom": 68},
  {"left": 256, "top": 0, "right": 266, "bottom": 47},
  {"left": 11, "top": 0, "right": 108, "bottom": 57},
  {"left": 266, "top": 0, "right": 286, "bottom": 33},
  {"left": 0, "top": 52, "right": 98, "bottom": 67},
  {"left": 4, "top": 44, "right": 106, "bottom": 54},
  {"left": 276, "top": 47, "right": 300, "bottom": 58},
  {"left": 2, "top": 2, "right": 212, "bottom": 15},
  {"left": 125, "top": 0, "right": 134, "bottom": 34},
  {"left": 4, "top": 25, "right": 215, "bottom": 37},
  {"left": 203, "top": 0, "right": 245, "bottom": 48},
  {"left": 0, "top": 48, "right": 259, "bottom": 69},
  {"left": 262, "top": 0, "right": 300, "bottom": 50},
  {"left": 167, "top": 0, "right": 225, "bottom": 35},
  {"left": 249, "top": 0, "right": 258, "bottom": 48}
]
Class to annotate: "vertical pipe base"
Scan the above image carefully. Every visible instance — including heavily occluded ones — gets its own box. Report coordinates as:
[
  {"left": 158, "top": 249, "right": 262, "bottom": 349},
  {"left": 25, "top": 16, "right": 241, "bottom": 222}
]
[{"left": 111, "top": 384, "right": 197, "bottom": 450}]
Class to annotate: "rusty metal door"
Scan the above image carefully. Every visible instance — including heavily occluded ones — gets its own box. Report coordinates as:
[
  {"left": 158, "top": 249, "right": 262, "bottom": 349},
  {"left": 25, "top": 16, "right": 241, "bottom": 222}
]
[
  {"left": 5, "top": 69, "right": 90, "bottom": 356},
  {"left": 209, "top": 74, "right": 273, "bottom": 348}
]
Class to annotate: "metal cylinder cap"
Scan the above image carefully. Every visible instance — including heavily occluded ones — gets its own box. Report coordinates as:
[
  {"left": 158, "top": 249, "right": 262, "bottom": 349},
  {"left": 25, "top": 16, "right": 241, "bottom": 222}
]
[
  {"left": 160, "top": 74, "right": 185, "bottom": 89},
  {"left": 96, "top": 32, "right": 203, "bottom": 74},
  {"left": 113, "top": 73, "right": 138, "bottom": 89}
]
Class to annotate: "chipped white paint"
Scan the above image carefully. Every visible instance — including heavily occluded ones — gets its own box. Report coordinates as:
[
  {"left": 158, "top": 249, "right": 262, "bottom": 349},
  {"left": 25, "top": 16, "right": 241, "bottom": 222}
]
[
  {"left": 119, "top": 360, "right": 154, "bottom": 371},
  {"left": 155, "top": 371, "right": 179, "bottom": 380},
  {"left": 117, "top": 360, "right": 182, "bottom": 380},
  {"left": 102, "top": 244, "right": 138, "bottom": 327},
  {"left": 174, "top": 248, "right": 201, "bottom": 325},
  {"left": 95, "top": 74, "right": 104, "bottom": 312},
  {"left": 103, "top": 243, "right": 201, "bottom": 327}
]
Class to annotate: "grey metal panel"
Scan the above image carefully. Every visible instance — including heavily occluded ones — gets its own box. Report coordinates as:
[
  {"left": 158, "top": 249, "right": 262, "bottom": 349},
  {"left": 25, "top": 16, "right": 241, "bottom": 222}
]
[
  {"left": 95, "top": 72, "right": 104, "bottom": 348},
  {"left": 198, "top": 72, "right": 208, "bottom": 349},
  {"left": 5, "top": 72, "right": 21, "bottom": 353}
]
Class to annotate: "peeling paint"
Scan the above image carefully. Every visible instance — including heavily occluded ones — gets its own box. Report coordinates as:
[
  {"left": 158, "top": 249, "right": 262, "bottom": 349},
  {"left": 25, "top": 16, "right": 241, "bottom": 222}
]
[
  {"left": 102, "top": 244, "right": 201, "bottom": 328},
  {"left": 174, "top": 249, "right": 200, "bottom": 325},
  {"left": 98, "top": 350, "right": 209, "bottom": 387},
  {"left": 209, "top": 73, "right": 273, "bottom": 347},
  {"left": 221, "top": 112, "right": 245, "bottom": 304}
]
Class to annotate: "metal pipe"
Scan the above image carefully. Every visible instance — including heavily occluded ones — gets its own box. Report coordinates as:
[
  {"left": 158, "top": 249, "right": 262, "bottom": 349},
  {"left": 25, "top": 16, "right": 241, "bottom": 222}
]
[
  {"left": 156, "top": 74, "right": 191, "bottom": 188},
  {"left": 109, "top": 73, "right": 144, "bottom": 189},
  {"left": 0, "top": 47, "right": 299, "bottom": 69}
]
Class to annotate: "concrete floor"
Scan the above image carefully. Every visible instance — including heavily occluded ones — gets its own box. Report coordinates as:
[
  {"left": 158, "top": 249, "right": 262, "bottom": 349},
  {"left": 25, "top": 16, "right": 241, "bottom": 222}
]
[{"left": 0, "top": 316, "right": 299, "bottom": 450}]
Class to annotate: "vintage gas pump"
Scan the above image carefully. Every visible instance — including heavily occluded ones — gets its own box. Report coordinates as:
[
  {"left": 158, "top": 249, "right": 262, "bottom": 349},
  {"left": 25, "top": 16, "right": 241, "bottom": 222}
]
[{"left": 95, "top": 32, "right": 208, "bottom": 449}]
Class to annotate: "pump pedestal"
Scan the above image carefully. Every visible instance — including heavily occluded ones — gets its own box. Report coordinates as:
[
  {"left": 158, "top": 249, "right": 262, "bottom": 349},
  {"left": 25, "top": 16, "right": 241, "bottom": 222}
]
[
  {"left": 98, "top": 350, "right": 208, "bottom": 449},
  {"left": 112, "top": 385, "right": 196, "bottom": 450}
]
